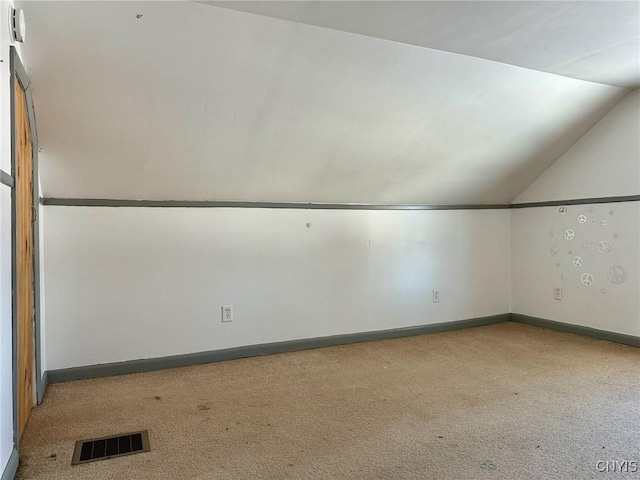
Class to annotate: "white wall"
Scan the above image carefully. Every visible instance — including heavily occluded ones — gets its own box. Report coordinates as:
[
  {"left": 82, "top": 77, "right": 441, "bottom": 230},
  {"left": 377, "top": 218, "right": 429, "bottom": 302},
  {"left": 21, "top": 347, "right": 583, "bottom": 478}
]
[
  {"left": 43, "top": 207, "right": 510, "bottom": 370},
  {"left": 511, "top": 202, "right": 639, "bottom": 336},
  {"left": 512, "top": 90, "right": 640, "bottom": 336},
  {"left": 0, "top": 184, "right": 13, "bottom": 476},
  {"left": 0, "top": 0, "right": 16, "bottom": 475}
]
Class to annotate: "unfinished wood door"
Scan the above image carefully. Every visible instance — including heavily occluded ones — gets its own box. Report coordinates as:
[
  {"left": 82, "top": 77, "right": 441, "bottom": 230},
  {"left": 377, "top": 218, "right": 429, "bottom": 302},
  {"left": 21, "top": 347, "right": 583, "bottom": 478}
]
[{"left": 15, "top": 79, "right": 35, "bottom": 438}]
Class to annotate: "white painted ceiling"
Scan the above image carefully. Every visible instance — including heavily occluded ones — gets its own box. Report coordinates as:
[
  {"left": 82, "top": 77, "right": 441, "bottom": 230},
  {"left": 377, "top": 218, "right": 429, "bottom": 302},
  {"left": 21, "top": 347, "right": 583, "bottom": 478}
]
[
  {"left": 207, "top": 1, "right": 640, "bottom": 88},
  {"left": 18, "top": 1, "right": 631, "bottom": 204}
]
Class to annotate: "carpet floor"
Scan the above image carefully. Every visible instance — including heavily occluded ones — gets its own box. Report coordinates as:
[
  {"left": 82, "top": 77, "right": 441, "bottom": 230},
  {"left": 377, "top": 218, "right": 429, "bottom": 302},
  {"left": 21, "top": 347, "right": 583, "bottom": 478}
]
[{"left": 16, "top": 322, "right": 640, "bottom": 479}]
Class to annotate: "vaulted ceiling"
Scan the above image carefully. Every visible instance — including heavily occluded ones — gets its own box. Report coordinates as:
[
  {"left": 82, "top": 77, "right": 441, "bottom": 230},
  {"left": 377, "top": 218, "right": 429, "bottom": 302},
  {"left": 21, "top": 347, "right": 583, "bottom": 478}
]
[
  {"left": 206, "top": 1, "right": 640, "bottom": 88},
  {"left": 18, "top": 1, "right": 636, "bottom": 204}
]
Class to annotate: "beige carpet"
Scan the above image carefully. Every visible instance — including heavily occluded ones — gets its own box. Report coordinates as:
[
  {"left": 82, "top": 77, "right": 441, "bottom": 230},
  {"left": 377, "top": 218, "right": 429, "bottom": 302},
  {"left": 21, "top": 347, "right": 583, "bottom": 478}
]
[{"left": 16, "top": 323, "right": 640, "bottom": 480}]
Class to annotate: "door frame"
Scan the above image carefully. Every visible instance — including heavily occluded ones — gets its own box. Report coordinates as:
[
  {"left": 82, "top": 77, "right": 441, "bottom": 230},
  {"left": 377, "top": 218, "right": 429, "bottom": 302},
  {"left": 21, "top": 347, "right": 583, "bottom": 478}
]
[{"left": 10, "top": 46, "right": 41, "bottom": 449}]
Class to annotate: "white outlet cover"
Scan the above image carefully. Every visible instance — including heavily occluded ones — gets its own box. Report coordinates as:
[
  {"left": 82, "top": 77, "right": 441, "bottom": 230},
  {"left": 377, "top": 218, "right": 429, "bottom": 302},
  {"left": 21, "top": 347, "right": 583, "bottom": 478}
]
[
  {"left": 553, "top": 287, "right": 563, "bottom": 300},
  {"left": 432, "top": 289, "right": 440, "bottom": 303},
  {"left": 222, "top": 305, "right": 233, "bottom": 322}
]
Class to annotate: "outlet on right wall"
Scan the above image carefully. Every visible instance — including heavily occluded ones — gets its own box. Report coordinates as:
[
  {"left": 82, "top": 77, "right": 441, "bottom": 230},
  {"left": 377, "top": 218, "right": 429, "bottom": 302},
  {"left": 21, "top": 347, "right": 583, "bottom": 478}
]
[{"left": 511, "top": 89, "right": 640, "bottom": 337}]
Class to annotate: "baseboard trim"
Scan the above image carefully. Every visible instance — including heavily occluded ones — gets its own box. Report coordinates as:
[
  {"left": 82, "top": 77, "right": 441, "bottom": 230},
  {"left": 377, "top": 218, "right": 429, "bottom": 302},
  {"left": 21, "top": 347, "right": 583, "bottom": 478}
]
[
  {"left": 0, "top": 170, "right": 14, "bottom": 188},
  {"left": 511, "top": 314, "right": 640, "bottom": 348},
  {"left": 1, "top": 448, "right": 18, "bottom": 480},
  {"left": 47, "top": 314, "right": 510, "bottom": 383},
  {"left": 37, "top": 371, "right": 48, "bottom": 405}
]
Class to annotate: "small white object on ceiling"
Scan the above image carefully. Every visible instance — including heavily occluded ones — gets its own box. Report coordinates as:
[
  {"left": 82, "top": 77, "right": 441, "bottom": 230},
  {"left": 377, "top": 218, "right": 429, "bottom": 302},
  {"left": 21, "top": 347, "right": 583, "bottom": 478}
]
[{"left": 10, "top": 7, "right": 26, "bottom": 43}]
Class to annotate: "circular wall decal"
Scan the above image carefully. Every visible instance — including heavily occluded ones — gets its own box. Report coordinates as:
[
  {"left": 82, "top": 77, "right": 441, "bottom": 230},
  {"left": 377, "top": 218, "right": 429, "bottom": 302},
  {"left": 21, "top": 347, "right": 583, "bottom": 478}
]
[
  {"left": 550, "top": 245, "right": 559, "bottom": 255},
  {"left": 583, "top": 243, "right": 589, "bottom": 250},
  {"left": 609, "top": 209, "right": 614, "bottom": 215},
  {"left": 572, "top": 256, "right": 583, "bottom": 268},
  {"left": 559, "top": 207, "right": 568, "bottom": 215},
  {"left": 581, "top": 273, "right": 593, "bottom": 287},
  {"left": 597, "top": 241, "right": 611, "bottom": 255},
  {"left": 601, "top": 220, "right": 608, "bottom": 227},
  {"left": 589, "top": 206, "right": 596, "bottom": 213},
  {"left": 613, "top": 233, "right": 619, "bottom": 239},
  {"left": 564, "top": 229, "right": 575, "bottom": 240},
  {"left": 577, "top": 215, "right": 587, "bottom": 224},
  {"left": 560, "top": 274, "right": 568, "bottom": 281},
  {"left": 607, "top": 265, "right": 626, "bottom": 285},
  {"left": 601, "top": 288, "right": 608, "bottom": 294}
]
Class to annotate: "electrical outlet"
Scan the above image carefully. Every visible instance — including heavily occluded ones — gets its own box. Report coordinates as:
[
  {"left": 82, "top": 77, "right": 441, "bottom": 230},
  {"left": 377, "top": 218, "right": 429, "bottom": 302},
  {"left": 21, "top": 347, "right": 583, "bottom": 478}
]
[
  {"left": 553, "top": 287, "right": 563, "bottom": 301},
  {"left": 222, "top": 305, "right": 233, "bottom": 322},
  {"left": 432, "top": 289, "right": 440, "bottom": 303}
]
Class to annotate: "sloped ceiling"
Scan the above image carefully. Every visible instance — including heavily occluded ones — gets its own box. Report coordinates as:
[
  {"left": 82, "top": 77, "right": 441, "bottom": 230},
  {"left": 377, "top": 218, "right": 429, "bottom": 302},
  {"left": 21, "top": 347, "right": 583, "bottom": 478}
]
[
  {"left": 514, "top": 89, "right": 640, "bottom": 203},
  {"left": 206, "top": 1, "right": 640, "bottom": 88},
  {"left": 18, "top": 1, "right": 631, "bottom": 204}
]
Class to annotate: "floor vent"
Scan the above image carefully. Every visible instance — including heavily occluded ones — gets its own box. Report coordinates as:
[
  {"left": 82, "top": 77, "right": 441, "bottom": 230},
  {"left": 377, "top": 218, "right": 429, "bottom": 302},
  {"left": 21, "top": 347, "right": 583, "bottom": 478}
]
[{"left": 71, "top": 430, "right": 150, "bottom": 465}]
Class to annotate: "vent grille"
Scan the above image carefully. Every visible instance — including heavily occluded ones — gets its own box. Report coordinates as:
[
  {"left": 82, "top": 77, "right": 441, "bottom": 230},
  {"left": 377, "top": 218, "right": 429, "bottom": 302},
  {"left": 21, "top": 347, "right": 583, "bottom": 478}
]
[{"left": 71, "top": 430, "right": 150, "bottom": 465}]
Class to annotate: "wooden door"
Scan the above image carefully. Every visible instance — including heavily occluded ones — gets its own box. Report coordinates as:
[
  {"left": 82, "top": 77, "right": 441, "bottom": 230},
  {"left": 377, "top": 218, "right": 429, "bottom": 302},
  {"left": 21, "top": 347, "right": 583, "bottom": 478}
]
[{"left": 15, "top": 79, "right": 35, "bottom": 437}]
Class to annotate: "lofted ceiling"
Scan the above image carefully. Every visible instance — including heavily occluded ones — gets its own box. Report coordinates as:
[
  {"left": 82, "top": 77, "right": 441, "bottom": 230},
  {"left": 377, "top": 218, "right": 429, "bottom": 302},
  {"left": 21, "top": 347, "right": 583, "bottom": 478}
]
[
  {"left": 206, "top": 1, "right": 640, "bottom": 88},
  {"left": 18, "top": 1, "right": 632, "bottom": 204}
]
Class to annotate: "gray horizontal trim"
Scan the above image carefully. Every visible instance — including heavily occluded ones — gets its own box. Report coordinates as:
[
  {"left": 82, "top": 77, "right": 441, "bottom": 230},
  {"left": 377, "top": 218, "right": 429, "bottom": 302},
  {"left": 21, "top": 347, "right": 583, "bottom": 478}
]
[
  {"left": 511, "top": 194, "right": 640, "bottom": 209},
  {"left": 512, "top": 314, "right": 639, "bottom": 348},
  {"left": 42, "top": 198, "right": 510, "bottom": 210},
  {"left": 0, "top": 170, "right": 14, "bottom": 188},
  {"left": 41, "top": 195, "right": 640, "bottom": 210},
  {"left": 1, "top": 448, "right": 18, "bottom": 480},
  {"left": 47, "top": 314, "right": 510, "bottom": 383}
]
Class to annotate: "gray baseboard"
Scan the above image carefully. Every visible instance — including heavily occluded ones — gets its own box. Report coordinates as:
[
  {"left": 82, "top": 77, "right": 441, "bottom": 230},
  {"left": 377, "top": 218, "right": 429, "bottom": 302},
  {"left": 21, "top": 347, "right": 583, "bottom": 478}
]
[
  {"left": 48, "top": 314, "right": 510, "bottom": 383},
  {"left": 1, "top": 448, "right": 18, "bottom": 480},
  {"left": 37, "top": 371, "right": 48, "bottom": 405},
  {"left": 511, "top": 314, "right": 640, "bottom": 348}
]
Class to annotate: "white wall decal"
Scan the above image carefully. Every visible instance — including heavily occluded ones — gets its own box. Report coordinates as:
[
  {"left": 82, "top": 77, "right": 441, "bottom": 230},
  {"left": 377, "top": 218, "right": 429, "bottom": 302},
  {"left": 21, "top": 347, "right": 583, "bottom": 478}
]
[
  {"left": 581, "top": 273, "right": 594, "bottom": 286},
  {"left": 607, "top": 265, "right": 627, "bottom": 284},
  {"left": 597, "top": 241, "right": 612, "bottom": 255}
]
